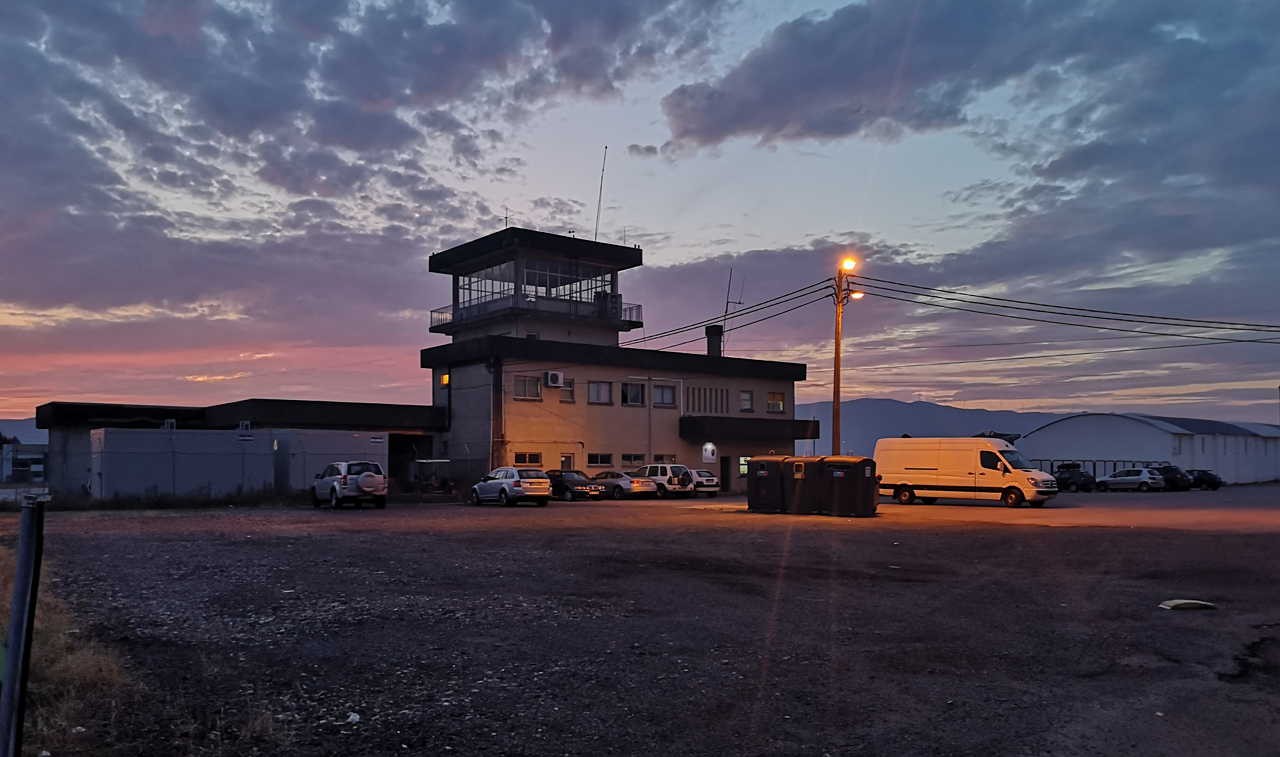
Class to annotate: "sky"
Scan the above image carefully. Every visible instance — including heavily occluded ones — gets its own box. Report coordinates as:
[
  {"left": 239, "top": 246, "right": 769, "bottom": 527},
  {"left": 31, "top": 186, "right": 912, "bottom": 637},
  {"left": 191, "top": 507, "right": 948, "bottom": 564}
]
[{"left": 1, "top": 0, "right": 1278, "bottom": 422}]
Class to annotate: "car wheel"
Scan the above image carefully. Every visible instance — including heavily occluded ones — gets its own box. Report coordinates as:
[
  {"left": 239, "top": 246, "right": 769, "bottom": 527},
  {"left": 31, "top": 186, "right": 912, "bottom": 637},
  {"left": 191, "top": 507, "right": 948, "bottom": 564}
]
[
  {"left": 1068, "top": 483, "right": 1079, "bottom": 493},
  {"left": 1138, "top": 482, "right": 1150, "bottom": 492},
  {"left": 469, "top": 489, "right": 482, "bottom": 506},
  {"left": 1096, "top": 483, "right": 1108, "bottom": 492},
  {"left": 1210, "top": 483, "right": 1220, "bottom": 491},
  {"left": 657, "top": 484, "right": 668, "bottom": 498},
  {"left": 329, "top": 489, "right": 341, "bottom": 508},
  {"left": 894, "top": 487, "right": 915, "bottom": 505},
  {"left": 374, "top": 496, "right": 386, "bottom": 509},
  {"left": 610, "top": 486, "right": 624, "bottom": 499},
  {"left": 499, "top": 489, "right": 511, "bottom": 506},
  {"left": 564, "top": 489, "right": 575, "bottom": 502},
  {"left": 1002, "top": 488, "right": 1025, "bottom": 508}
]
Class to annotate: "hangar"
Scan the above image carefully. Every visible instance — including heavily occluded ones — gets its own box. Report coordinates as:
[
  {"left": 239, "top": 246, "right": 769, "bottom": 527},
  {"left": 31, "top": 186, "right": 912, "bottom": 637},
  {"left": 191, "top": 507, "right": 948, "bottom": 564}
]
[{"left": 1018, "top": 413, "right": 1280, "bottom": 484}]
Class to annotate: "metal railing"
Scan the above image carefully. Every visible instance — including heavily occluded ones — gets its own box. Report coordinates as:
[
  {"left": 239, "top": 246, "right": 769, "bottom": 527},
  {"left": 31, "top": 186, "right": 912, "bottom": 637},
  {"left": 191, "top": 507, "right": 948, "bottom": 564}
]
[{"left": 430, "top": 296, "right": 642, "bottom": 328}]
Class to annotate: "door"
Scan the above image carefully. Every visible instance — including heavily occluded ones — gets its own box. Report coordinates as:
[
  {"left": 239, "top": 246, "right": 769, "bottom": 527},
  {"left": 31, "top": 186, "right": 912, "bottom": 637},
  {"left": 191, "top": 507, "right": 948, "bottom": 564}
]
[
  {"left": 936, "top": 447, "right": 976, "bottom": 500},
  {"left": 477, "top": 468, "right": 503, "bottom": 500},
  {"left": 976, "top": 451, "right": 1006, "bottom": 501},
  {"left": 560, "top": 454, "right": 574, "bottom": 471},
  {"left": 719, "top": 456, "right": 732, "bottom": 492}
]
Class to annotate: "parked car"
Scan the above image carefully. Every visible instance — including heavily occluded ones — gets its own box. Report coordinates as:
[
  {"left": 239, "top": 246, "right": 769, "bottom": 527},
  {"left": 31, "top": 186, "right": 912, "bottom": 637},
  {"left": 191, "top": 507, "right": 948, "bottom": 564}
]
[
  {"left": 470, "top": 467, "right": 551, "bottom": 506},
  {"left": 1053, "top": 462, "right": 1096, "bottom": 492},
  {"left": 313, "top": 461, "right": 387, "bottom": 508},
  {"left": 691, "top": 469, "right": 721, "bottom": 496},
  {"left": 546, "top": 469, "right": 605, "bottom": 501},
  {"left": 590, "top": 470, "right": 659, "bottom": 499},
  {"left": 1154, "top": 465, "right": 1193, "bottom": 491},
  {"left": 1186, "top": 468, "right": 1224, "bottom": 490},
  {"left": 633, "top": 464, "right": 696, "bottom": 497},
  {"left": 1096, "top": 468, "right": 1167, "bottom": 492}
]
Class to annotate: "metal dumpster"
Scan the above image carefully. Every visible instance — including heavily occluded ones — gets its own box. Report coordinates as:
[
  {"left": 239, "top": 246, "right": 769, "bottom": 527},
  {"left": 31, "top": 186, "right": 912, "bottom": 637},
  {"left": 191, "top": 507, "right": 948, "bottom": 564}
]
[
  {"left": 821, "top": 456, "right": 878, "bottom": 517},
  {"left": 785, "top": 456, "right": 824, "bottom": 514},
  {"left": 746, "top": 456, "right": 790, "bottom": 513}
]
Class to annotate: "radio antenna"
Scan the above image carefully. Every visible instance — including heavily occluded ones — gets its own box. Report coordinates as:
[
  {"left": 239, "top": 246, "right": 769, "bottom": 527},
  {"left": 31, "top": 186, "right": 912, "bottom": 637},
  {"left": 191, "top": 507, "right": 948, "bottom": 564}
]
[{"left": 593, "top": 145, "right": 607, "bottom": 241}]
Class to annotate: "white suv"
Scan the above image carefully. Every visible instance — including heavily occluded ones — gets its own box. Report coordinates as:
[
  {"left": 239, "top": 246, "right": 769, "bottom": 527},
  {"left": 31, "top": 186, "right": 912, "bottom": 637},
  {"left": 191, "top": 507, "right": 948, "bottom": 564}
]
[
  {"left": 313, "top": 461, "right": 388, "bottom": 508},
  {"left": 635, "top": 464, "right": 696, "bottom": 497},
  {"left": 691, "top": 469, "right": 721, "bottom": 497}
]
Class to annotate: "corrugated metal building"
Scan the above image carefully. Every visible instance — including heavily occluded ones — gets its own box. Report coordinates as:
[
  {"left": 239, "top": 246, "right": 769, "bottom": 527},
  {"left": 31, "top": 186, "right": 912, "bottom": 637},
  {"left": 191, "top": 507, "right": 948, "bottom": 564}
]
[{"left": 1018, "top": 413, "right": 1280, "bottom": 484}]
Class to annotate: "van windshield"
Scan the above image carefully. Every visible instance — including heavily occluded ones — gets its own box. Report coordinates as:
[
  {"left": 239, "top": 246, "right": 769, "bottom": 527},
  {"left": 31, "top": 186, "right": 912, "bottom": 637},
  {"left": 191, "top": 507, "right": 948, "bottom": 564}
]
[{"left": 1001, "top": 450, "right": 1035, "bottom": 470}]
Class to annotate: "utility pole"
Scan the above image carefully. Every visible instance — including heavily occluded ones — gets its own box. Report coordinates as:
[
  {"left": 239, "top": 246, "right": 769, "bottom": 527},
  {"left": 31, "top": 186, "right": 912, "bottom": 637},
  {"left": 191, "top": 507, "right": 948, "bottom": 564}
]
[{"left": 831, "top": 257, "right": 864, "bottom": 456}]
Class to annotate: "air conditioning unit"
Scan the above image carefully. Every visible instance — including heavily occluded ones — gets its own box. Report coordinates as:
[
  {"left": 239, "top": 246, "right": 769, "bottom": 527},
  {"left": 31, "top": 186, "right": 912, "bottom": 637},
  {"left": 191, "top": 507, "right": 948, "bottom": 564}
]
[{"left": 544, "top": 370, "right": 565, "bottom": 388}]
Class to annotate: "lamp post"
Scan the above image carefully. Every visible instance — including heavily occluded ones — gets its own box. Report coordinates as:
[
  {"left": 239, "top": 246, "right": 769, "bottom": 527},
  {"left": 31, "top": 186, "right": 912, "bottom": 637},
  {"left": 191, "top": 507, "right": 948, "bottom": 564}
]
[{"left": 831, "top": 257, "right": 864, "bottom": 456}]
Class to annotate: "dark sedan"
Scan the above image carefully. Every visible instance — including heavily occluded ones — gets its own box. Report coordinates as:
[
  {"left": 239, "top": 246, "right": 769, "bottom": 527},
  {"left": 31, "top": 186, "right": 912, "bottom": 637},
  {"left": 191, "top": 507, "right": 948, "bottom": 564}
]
[
  {"left": 1186, "top": 468, "right": 1224, "bottom": 490},
  {"left": 1154, "top": 465, "right": 1194, "bottom": 491},
  {"left": 546, "top": 470, "right": 605, "bottom": 501},
  {"left": 1053, "top": 463, "right": 1096, "bottom": 492}
]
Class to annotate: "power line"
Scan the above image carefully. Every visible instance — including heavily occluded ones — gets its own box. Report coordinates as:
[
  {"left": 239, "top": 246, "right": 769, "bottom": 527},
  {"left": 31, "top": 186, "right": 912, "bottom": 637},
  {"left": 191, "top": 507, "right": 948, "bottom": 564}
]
[
  {"left": 858, "top": 289, "right": 1280, "bottom": 346},
  {"left": 851, "top": 273, "right": 1280, "bottom": 333},
  {"left": 840, "top": 338, "right": 1248, "bottom": 371},
  {"left": 653, "top": 294, "right": 831, "bottom": 350},
  {"left": 621, "top": 279, "right": 828, "bottom": 345}
]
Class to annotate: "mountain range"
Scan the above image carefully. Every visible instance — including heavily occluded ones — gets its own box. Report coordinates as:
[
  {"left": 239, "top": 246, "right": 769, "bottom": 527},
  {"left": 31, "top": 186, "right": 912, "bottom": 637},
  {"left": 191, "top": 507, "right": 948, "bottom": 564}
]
[
  {"left": 793, "top": 398, "right": 1065, "bottom": 457},
  {"left": 0, "top": 418, "right": 44, "bottom": 444}
]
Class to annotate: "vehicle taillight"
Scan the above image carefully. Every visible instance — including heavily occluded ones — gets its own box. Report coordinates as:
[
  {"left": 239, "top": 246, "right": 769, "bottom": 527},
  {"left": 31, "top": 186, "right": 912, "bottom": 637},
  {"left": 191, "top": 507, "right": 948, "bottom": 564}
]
[{"left": 512, "top": 479, "right": 522, "bottom": 487}]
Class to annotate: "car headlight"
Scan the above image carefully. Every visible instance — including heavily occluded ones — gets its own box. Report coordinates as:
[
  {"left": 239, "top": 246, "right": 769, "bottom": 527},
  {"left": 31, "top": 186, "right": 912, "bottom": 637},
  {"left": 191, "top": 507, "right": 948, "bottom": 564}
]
[{"left": 1026, "top": 477, "right": 1039, "bottom": 486}]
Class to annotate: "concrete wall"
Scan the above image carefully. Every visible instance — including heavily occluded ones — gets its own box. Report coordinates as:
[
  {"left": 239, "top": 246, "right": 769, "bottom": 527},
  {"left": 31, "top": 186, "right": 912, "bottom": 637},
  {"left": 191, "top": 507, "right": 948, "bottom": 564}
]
[
  {"left": 270, "top": 429, "right": 390, "bottom": 493},
  {"left": 90, "top": 428, "right": 275, "bottom": 499},
  {"left": 438, "top": 362, "right": 494, "bottom": 490},
  {"left": 47, "top": 427, "right": 92, "bottom": 496}
]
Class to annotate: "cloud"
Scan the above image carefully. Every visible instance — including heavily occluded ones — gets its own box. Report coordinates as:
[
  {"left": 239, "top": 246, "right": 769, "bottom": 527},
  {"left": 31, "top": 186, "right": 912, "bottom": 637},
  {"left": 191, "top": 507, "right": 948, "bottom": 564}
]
[{"left": 627, "top": 143, "right": 659, "bottom": 157}]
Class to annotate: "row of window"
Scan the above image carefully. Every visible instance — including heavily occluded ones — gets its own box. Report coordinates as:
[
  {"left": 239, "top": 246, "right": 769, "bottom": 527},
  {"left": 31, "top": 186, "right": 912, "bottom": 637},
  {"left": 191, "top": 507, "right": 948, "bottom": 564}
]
[
  {"left": 513, "top": 452, "right": 678, "bottom": 468},
  {"left": 512, "top": 376, "right": 784, "bottom": 412}
]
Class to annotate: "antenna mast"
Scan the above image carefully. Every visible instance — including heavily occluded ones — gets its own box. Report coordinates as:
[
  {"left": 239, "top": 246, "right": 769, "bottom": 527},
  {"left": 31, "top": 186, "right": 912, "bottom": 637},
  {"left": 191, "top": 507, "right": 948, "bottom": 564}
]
[
  {"left": 721, "top": 268, "right": 743, "bottom": 351},
  {"left": 593, "top": 145, "right": 607, "bottom": 241}
]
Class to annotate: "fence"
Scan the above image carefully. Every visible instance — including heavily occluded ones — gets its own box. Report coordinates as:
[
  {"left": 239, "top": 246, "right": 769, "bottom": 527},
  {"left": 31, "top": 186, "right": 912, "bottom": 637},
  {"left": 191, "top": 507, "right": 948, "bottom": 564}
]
[{"left": 1032, "top": 459, "right": 1167, "bottom": 477}]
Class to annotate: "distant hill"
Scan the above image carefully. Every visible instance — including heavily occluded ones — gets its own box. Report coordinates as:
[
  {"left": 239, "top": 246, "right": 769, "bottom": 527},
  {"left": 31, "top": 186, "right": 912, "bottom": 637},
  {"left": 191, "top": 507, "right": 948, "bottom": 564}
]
[
  {"left": 794, "top": 398, "right": 1066, "bottom": 457},
  {"left": 0, "top": 418, "right": 45, "bottom": 444}
]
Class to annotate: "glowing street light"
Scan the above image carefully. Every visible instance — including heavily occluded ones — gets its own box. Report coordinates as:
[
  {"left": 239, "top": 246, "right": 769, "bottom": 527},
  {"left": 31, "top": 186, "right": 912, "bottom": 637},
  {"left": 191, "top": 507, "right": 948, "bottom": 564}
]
[{"left": 832, "top": 256, "right": 863, "bottom": 456}]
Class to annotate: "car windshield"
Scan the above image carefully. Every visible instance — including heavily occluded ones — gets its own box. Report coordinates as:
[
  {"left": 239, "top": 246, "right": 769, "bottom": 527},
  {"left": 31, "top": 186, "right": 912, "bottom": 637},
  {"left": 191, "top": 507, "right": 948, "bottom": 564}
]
[
  {"left": 562, "top": 472, "right": 588, "bottom": 482},
  {"left": 517, "top": 469, "right": 548, "bottom": 479},
  {"left": 347, "top": 462, "right": 383, "bottom": 475},
  {"left": 1001, "top": 451, "right": 1035, "bottom": 470}
]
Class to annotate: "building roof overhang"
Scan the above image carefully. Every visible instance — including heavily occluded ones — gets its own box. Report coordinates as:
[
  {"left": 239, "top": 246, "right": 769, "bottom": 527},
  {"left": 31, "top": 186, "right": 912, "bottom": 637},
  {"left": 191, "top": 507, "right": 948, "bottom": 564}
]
[
  {"left": 430, "top": 227, "right": 643, "bottom": 276},
  {"left": 420, "top": 335, "right": 808, "bottom": 381}
]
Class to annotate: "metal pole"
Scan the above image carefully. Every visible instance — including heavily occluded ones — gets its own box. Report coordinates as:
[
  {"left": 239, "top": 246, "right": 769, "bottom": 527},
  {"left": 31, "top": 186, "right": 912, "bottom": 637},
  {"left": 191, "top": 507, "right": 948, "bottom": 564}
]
[
  {"left": 832, "top": 278, "right": 844, "bottom": 457},
  {"left": 0, "top": 497, "right": 45, "bottom": 757}
]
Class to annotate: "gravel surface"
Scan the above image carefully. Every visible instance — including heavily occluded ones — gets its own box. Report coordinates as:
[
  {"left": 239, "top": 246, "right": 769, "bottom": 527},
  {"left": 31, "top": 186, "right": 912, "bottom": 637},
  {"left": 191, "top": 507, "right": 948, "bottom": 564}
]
[{"left": 9, "top": 490, "right": 1280, "bottom": 755}]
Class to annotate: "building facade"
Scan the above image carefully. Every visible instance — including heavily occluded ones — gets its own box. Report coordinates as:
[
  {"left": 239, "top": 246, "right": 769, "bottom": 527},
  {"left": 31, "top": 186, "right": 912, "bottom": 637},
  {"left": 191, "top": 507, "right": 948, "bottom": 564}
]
[
  {"left": 1018, "top": 412, "right": 1280, "bottom": 484},
  {"left": 420, "top": 228, "right": 818, "bottom": 492}
]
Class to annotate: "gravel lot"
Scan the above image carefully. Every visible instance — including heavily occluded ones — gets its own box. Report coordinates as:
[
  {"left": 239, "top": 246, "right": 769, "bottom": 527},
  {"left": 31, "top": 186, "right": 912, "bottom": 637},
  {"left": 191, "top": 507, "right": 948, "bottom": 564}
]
[{"left": 9, "top": 487, "right": 1280, "bottom": 755}]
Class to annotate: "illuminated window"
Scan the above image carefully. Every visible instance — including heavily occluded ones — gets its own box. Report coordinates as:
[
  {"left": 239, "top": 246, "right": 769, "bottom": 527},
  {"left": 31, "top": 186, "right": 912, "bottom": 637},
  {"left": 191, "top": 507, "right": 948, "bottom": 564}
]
[
  {"left": 738, "top": 456, "right": 750, "bottom": 476},
  {"left": 440, "top": 372, "right": 450, "bottom": 386}
]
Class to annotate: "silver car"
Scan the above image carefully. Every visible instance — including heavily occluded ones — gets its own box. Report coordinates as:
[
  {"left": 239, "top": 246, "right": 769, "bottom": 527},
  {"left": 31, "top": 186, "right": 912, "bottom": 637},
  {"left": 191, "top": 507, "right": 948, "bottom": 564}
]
[
  {"left": 470, "top": 467, "right": 551, "bottom": 506},
  {"left": 591, "top": 470, "right": 659, "bottom": 499},
  {"left": 1096, "top": 467, "right": 1167, "bottom": 492}
]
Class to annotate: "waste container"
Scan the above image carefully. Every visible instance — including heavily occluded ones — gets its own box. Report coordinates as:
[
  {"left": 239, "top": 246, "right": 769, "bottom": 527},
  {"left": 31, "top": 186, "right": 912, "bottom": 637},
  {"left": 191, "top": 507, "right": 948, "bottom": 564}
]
[
  {"left": 822, "top": 456, "right": 877, "bottom": 517},
  {"left": 786, "top": 456, "right": 825, "bottom": 514},
  {"left": 746, "top": 456, "right": 790, "bottom": 513}
]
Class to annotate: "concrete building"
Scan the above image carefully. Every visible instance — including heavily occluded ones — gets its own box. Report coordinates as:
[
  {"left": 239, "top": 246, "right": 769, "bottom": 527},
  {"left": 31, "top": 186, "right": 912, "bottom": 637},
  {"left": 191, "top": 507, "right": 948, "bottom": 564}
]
[
  {"left": 1018, "top": 413, "right": 1280, "bottom": 484},
  {"left": 37, "top": 399, "right": 444, "bottom": 498},
  {"left": 420, "top": 227, "right": 818, "bottom": 492}
]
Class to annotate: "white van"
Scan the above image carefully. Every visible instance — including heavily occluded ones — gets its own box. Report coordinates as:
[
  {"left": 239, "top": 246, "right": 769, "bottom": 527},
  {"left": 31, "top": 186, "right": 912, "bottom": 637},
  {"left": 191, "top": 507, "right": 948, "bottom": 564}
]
[{"left": 873, "top": 437, "right": 1057, "bottom": 507}]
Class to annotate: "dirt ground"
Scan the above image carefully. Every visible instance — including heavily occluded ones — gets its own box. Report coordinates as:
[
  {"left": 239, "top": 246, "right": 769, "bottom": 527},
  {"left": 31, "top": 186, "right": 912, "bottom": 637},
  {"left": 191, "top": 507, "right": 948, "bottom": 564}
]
[{"left": 6, "top": 487, "right": 1280, "bottom": 756}]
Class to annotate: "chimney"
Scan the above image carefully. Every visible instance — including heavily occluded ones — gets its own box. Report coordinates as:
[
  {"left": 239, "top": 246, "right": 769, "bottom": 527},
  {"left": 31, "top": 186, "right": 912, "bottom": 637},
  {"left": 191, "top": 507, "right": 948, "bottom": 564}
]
[{"left": 705, "top": 324, "right": 723, "bottom": 357}]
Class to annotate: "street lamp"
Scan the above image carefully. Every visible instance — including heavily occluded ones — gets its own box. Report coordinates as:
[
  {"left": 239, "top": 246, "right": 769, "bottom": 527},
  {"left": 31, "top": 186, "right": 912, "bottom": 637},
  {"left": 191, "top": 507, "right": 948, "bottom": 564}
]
[{"left": 832, "top": 256, "right": 863, "bottom": 456}]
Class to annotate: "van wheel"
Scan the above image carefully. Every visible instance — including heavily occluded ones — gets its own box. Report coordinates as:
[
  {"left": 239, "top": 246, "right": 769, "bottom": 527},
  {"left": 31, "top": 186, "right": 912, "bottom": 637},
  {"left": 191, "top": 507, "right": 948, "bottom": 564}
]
[
  {"left": 894, "top": 487, "right": 915, "bottom": 505},
  {"left": 1002, "top": 488, "right": 1025, "bottom": 508}
]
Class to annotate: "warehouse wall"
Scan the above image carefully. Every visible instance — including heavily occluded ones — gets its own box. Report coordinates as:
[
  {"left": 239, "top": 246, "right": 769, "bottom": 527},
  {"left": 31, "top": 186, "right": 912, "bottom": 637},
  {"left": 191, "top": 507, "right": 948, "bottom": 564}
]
[
  {"left": 270, "top": 429, "right": 390, "bottom": 493},
  {"left": 90, "top": 428, "right": 274, "bottom": 499}
]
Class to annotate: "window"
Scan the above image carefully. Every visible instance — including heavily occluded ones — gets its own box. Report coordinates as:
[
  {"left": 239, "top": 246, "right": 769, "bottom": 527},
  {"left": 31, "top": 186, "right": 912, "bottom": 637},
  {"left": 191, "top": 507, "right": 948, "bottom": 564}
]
[
  {"left": 514, "top": 452, "right": 542, "bottom": 465},
  {"left": 587, "top": 452, "right": 613, "bottom": 467},
  {"left": 588, "top": 381, "right": 612, "bottom": 404},
  {"left": 439, "top": 372, "right": 450, "bottom": 386},
  {"left": 622, "top": 382, "right": 646, "bottom": 406},
  {"left": 739, "top": 456, "right": 750, "bottom": 476},
  {"left": 621, "top": 453, "right": 645, "bottom": 466},
  {"left": 560, "top": 378, "right": 576, "bottom": 403},
  {"left": 348, "top": 462, "right": 383, "bottom": 475},
  {"left": 514, "top": 375, "right": 541, "bottom": 400},
  {"left": 653, "top": 384, "right": 676, "bottom": 408},
  {"left": 980, "top": 451, "right": 1003, "bottom": 470},
  {"left": 767, "top": 392, "right": 785, "bottom": 413},
  {"left": 739, "top": 390, "right": 754, "bottom": 412},
  {"left": 655, "top": 454, "right": 677, "bottom": 463}
]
